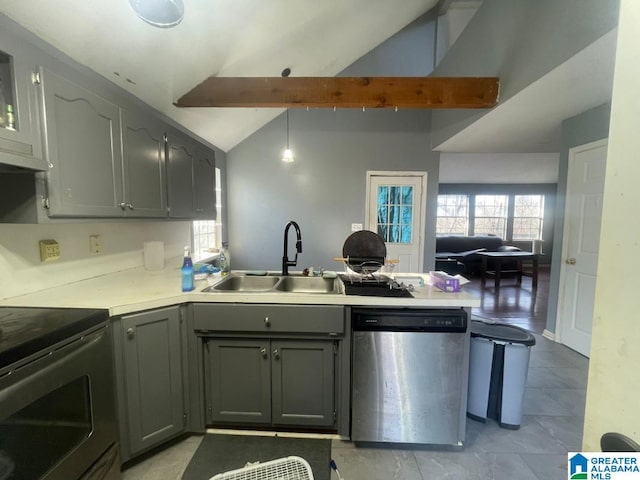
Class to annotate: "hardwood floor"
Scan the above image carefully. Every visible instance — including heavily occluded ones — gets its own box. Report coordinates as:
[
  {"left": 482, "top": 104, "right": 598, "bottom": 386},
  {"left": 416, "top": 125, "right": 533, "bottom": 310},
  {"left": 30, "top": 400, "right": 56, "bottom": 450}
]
[{"left": 463, "top": 266, "right": 550, "bottom": 334}]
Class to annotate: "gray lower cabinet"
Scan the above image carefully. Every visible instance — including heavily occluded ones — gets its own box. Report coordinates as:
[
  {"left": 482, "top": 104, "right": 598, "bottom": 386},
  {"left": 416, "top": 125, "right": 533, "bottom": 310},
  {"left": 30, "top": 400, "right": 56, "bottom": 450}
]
[
  {"left": 112, "top": 306, "right": 187, "bottom": 462},
  {"left": 204, "top": 338, "right": 336, "bottom": 428},
  {"left": 40, "top": 67, "right": 125, "bottom": 217}
]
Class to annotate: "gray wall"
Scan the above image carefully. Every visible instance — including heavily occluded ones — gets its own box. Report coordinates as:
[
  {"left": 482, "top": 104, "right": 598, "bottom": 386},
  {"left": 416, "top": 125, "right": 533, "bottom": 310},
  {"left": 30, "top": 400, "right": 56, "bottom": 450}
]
[
  {"left": 545, "top": 103, "right": 611, "bottom": 334},
  {"left": 227, "top": 109, "right": 438, "bottom": 272},
  {"left": 430, "top": 0, "right": 619, "bottom": 148},
  {"left": 226, "top": 13, "right": 439, "bottom": 272}
]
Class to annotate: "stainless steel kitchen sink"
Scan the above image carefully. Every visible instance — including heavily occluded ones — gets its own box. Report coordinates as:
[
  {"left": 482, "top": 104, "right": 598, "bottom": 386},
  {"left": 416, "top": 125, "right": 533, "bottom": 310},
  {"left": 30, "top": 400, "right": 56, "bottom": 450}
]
[
  {"left": 201, "top": 273, "right": 342, "bottom": 294},
  {"left": 274, "top": 276, "right": 341, "bottom": 294},
  {"left": 204, "top": 275, "right": 280, "bottom": 292}
]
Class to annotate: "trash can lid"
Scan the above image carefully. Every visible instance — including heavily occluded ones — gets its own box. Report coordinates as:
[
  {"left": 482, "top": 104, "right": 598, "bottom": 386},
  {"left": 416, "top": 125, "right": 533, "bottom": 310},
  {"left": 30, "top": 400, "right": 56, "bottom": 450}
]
[{"left": 470, "top": 320, "right": 536, "bottom": 346}]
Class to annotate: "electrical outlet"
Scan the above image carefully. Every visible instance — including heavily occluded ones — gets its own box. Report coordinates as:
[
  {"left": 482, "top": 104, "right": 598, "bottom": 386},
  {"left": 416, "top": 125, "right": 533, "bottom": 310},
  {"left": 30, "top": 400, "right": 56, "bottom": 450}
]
[
  {"left": 89, "top": 235, "right": 101, "bottom": 254},
  {"left": 351, "top": 223, "right": 363, "bottom": 232},
  {"left": 39, "top": 239, "right": 60, "bottom": 262}
]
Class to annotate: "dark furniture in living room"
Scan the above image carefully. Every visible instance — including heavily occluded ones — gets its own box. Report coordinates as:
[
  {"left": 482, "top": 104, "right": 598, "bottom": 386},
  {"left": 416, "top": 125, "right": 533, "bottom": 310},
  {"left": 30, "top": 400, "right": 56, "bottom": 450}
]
[
  {"left": 478, "top": 251, "right": 539, "bottom": 288},
  {"left": 435, "top": 235, "right": 520, "bottom": 275}
]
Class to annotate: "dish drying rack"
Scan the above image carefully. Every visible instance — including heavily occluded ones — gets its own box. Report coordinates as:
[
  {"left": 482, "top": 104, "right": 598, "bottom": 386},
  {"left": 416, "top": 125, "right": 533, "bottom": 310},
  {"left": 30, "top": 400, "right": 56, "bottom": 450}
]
[{"left": 209, "top": 456, "right": 314, "bottom": 480}]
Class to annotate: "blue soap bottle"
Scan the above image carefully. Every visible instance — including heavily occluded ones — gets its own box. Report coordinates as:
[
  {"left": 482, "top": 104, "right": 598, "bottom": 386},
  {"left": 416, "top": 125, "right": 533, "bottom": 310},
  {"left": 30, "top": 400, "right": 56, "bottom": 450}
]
[{"left": 181, "top": 246, "right": 194, "bottom": 292}]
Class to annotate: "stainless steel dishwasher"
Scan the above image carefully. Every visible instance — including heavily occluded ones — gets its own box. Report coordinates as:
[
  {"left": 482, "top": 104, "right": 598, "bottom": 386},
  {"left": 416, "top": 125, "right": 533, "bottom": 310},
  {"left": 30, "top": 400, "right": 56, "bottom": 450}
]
[{"left": 351, "top": 308, "right": 469, "bottom": 446}]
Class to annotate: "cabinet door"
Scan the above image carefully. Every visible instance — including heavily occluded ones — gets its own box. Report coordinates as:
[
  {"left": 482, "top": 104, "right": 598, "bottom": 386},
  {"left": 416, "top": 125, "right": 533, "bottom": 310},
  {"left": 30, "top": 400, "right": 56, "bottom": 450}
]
[
  {"left": 40, "top": 68, "right": 124, "bottom": 217},
  {"left": 166, "top": 130, "right": 195, "bottom": 218},
  {"left": 205, "top": 338, "right": 271, "bottom": 424},
  {"left": 121, "top": 306, "right": 184, "bottom": 455},
  {"left": 0, "top": 35, "right": 46, "bottom": 171},
  {"left": 194, "top": 147, "right": 216, "bottom": 218},
  {"left": 271, "top": 340, "right": 335, "bottom": 427},
  {"left": 121, "top": 109, "right": 166, "bottom": 217}
]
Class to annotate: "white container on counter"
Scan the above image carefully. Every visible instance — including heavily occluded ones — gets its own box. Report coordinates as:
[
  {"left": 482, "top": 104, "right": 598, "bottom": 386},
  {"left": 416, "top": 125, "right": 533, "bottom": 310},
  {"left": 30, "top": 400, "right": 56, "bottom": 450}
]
[{"left": 143, "top": 241, "right": 165, "bottom": 271}]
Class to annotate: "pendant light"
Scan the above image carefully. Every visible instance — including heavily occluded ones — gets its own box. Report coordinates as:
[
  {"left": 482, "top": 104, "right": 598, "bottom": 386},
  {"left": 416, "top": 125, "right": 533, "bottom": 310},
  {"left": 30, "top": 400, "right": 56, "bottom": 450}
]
[
  {"left": 282, "top": 109, "right": 294, "bottom": 163},
  {"left": 129, "top": 0, "right": 184, "bottom": 28}
]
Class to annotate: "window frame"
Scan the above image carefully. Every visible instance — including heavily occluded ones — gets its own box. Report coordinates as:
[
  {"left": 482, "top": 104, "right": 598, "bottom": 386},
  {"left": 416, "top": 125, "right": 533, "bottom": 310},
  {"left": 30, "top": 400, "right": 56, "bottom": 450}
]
[{"left": 436, "top": 184, "right": 554, "bottom": 244}]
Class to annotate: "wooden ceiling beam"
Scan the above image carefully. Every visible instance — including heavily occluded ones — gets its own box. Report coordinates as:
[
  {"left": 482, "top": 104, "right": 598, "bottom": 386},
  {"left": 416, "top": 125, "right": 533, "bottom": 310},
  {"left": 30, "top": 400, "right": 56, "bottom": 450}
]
[{"left": 175, "top": 76, "right": 499, "bottom": 109}]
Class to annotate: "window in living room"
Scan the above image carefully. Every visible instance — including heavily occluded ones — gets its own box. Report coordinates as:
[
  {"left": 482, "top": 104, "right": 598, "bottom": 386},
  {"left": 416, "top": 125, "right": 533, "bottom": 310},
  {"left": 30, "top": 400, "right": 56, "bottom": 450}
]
[
  {"left": 436, "top": 185, "right": 553, "bottom": 243},
  {"left": 474, "top": 195, "right": 508, "bottom": 237},
  {"left": 436, "top": 195, "right": 469, "bottom": 235},
  {"left": 513, "top": 194, "right": 545, "bottom": 240}
]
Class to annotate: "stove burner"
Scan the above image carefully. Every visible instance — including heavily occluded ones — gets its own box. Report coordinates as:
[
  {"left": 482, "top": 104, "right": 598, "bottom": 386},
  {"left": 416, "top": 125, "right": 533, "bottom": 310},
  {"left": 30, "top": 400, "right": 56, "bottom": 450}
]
[{"left": 339, "top": 274, "right": 414, "bottom": 298}]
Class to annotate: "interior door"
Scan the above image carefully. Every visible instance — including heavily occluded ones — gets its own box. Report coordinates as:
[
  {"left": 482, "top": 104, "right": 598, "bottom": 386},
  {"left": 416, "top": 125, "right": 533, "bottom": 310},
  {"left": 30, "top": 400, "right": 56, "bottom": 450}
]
[
  {"left": 557, "top": 139, "right": 607, "bottom": 357},
  {"left": 367, "top": 173, "right": 426, "bottom": 273}
]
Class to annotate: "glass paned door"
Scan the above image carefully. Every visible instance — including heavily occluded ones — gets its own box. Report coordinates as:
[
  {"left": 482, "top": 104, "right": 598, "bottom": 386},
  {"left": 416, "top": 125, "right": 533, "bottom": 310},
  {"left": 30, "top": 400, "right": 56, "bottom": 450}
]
[
  {"left": 368, "top": 174, "right": 426, "bottom": 273},
  {"left": 377, "top": 185, "right": 413, "bottom": 243}
]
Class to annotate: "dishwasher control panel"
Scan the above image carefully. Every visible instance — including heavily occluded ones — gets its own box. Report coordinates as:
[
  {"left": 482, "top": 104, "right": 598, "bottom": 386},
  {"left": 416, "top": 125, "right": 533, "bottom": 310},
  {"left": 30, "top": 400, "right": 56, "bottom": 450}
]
[{"left": 352, "top": 308, "right": 467, "bottom": 332}]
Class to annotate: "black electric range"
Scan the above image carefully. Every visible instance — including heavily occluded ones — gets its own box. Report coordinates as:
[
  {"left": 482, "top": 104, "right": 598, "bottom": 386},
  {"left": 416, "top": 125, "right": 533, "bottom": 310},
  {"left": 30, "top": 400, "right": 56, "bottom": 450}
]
[{"left": 0, "top": 307, "right": 109, "bottom": 369}]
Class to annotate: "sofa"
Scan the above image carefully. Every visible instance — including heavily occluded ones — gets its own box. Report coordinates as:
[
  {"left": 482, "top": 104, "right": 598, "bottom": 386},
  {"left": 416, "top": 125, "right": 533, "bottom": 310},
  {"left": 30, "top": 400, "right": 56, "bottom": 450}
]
[{"left": 435, "top": 235, "right": 520, "bottom": 275}]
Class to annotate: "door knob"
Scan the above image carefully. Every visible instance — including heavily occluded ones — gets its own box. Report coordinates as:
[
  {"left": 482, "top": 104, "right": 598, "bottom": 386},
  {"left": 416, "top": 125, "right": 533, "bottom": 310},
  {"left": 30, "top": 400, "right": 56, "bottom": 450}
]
[
  {"left": 260, "top": 347, "right": 268, "bottom": 358},
  {"left": 273, "top": 348, "right": 280, "bottom": 360},
  {"left": 566, "top": 258, "right": 576, "bottom": 265},
  {"left": 126, "top": 327, "right": 135, "bottom": 337}
]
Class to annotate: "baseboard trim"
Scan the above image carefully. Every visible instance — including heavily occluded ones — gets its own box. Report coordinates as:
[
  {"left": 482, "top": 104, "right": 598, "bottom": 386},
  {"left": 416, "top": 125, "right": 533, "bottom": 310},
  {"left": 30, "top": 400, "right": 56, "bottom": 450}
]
[{"left": 542, "top": 329, "right": 556, "bottom": 341}]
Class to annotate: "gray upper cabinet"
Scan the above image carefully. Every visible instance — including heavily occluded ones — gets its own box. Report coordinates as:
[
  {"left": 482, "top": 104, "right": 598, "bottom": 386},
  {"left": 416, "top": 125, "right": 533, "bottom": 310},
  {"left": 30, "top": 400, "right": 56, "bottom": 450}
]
[
  {"left": 121, "top": 109, "right": 167, "bottom": 217},
  {"left": 194, "top": 146, "right": 216, "bottom": 219},
  {"left": 114, "top": 306, "right": 186, "bottom": 461},
  {"left": 0, "top": 34, "right": 46, "bottom": 171},
  {"left": 166, "top": 129, "right": 217, "bottom": 219},
  {"left": 166, "top": 129, "right": 196, "bottom": 218},
  {"left": 40, "top": 67, "right": 124, "bottom": 217}
]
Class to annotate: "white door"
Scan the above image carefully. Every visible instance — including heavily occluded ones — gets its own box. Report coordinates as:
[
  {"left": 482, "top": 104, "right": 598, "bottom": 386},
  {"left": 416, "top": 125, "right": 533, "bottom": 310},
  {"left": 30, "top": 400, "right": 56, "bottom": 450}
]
[
  {"left": 557, "top": 139, "right": 607, "bottom": 357},
  {"left": 366, "top": 172, "right": 427, "bottom": 273}
]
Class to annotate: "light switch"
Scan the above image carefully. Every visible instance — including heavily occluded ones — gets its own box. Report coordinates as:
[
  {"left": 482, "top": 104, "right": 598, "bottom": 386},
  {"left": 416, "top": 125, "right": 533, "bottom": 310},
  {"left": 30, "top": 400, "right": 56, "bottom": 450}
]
[
  {"left": 351, "top": 223, "right": 363, "bottom": 232},
  {"left": 39, "top": 239, "right": 60, "bottom": 262}
]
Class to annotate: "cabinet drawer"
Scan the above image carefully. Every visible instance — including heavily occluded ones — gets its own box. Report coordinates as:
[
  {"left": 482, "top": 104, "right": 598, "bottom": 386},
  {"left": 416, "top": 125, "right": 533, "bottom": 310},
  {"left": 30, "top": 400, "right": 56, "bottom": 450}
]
[{"left": 193, "top": 304, "right": 344, "bottom": 334}]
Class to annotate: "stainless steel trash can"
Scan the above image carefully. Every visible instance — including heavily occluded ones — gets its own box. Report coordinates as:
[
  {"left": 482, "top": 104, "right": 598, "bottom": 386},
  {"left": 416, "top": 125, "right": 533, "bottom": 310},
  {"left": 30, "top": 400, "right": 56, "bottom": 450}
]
[{"left": 467, "top": 320, "right": 536, "bottom": 430}]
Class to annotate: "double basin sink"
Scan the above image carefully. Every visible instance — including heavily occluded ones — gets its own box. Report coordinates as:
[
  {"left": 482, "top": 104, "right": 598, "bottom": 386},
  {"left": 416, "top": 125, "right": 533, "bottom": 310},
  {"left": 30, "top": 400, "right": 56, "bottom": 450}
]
[{"left": 202, "top": 273, "right": 344, "bottom": 295}]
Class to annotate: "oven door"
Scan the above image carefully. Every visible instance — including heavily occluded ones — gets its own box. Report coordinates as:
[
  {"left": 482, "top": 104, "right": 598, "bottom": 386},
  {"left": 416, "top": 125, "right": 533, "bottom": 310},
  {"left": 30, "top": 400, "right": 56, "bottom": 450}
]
[{"left": 0, "top": 326, "right": 119, "bottom": 480}]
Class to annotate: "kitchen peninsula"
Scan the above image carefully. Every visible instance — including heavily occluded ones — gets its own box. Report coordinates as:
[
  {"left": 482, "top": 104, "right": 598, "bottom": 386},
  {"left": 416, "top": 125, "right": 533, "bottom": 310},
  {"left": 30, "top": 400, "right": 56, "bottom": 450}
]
[{"left": 0, "top": 266, "right": 479, "bottom": 463}]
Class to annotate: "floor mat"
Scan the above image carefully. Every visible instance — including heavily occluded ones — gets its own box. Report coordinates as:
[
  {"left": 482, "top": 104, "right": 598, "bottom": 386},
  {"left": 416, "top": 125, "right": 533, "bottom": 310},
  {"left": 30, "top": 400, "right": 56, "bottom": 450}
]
[{"left": 181, "top": 434, "right": 331, "bottom": 480}]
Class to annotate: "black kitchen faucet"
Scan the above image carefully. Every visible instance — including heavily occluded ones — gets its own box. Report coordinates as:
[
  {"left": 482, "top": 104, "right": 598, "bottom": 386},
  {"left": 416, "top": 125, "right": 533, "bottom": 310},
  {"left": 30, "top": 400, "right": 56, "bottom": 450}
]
[{"left": 282, "top": 220, "right": 302, "bottom": 275}]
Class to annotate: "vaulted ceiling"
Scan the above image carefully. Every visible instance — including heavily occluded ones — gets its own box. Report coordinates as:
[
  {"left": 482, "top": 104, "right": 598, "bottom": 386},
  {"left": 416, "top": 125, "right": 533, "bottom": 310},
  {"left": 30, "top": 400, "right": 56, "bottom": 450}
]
[{"left": 0, "top": 0, "right": 440, "bottom": 151}]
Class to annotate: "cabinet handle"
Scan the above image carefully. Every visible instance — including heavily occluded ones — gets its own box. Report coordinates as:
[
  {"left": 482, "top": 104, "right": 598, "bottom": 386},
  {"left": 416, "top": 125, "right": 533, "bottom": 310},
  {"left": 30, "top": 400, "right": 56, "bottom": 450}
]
[
  {"left": 119, "top": 202, "right": 126, "bottom": 210},
  {"left": 273, "top": 348, "right": 280, "bottom": 360},
  {"left": 264, "top": 317, "right": 270, "bottom": 327},
  {"left": 127, "top": 203, "right": 134, "bottom": 210},
  {"left": 565, "top": 257, "right": 576, "bottom": 265},
  {"left": 260, "top": 347, "right": 268, "bottom": 358},
  {"left": 126, "top": 327, "right": 135, "bottom": 337}
]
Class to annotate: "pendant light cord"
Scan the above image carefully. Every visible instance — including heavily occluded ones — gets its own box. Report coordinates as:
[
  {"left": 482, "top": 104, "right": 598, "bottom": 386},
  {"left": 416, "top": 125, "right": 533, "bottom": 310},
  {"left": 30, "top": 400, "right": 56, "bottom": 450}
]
[{"left": 286, "top": 109, "right": 290, "bottom": 148}]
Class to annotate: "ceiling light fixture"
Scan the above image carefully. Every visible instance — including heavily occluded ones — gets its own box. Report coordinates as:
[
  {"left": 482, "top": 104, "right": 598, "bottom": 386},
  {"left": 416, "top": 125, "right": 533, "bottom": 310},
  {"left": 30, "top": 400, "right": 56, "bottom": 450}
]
[
  {"left": 128, "top": 0, "right": 184, "bottom": 28},
  {"left": 282, "top": 109, "right": 294, "bottom": 163}
]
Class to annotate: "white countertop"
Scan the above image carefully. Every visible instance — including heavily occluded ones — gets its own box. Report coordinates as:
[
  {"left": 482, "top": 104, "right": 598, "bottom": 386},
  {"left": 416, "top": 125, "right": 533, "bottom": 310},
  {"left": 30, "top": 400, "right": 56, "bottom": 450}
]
[{"left": 0, "top": 266, "right": 480, "bottom": 316}]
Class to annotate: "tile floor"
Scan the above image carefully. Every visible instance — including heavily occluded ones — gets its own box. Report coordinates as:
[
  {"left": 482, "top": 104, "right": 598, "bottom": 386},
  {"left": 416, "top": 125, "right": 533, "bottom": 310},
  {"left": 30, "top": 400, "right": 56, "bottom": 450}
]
[{"left": 122, "top": 332, "right": 588, "bottom": 480}]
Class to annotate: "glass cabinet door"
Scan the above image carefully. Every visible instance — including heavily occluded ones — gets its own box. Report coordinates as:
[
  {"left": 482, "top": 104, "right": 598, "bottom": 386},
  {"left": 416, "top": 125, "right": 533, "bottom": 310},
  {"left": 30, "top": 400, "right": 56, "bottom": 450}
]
[
  {"left": 0, "top": 41, "right": 46, "bottom": 170},
  {"left": 0, "top": 50, "right": 17, "bottom": 132}
]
